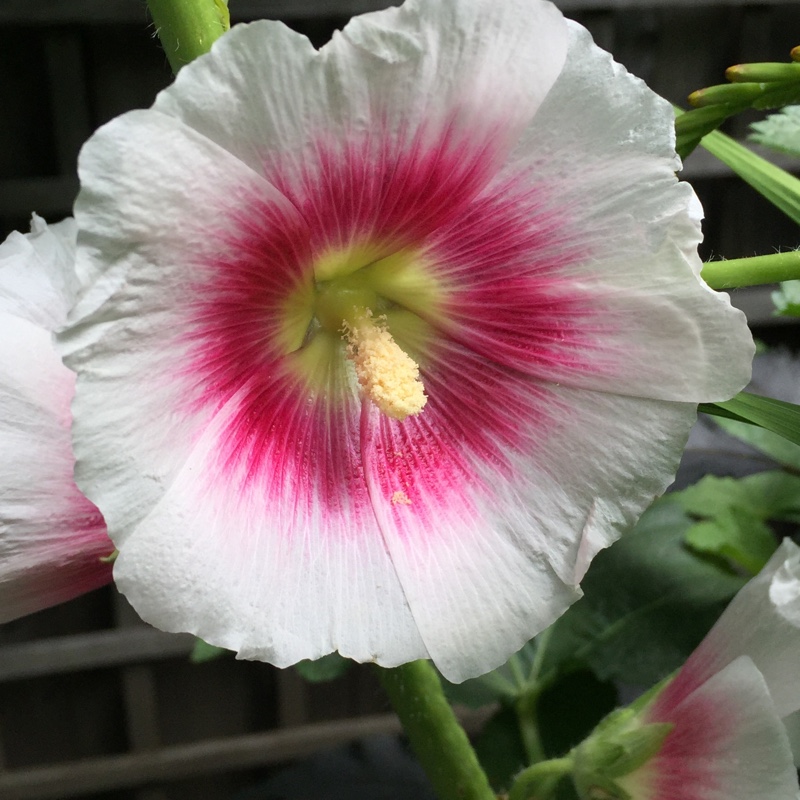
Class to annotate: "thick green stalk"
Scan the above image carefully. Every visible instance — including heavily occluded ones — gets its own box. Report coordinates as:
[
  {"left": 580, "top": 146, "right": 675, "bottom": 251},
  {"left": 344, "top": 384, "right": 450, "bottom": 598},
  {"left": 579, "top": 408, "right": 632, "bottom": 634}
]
[
  {"left": 701, "top": 250, "right": 800, "bottom": 289},
  {"left": 378, "top": 661, "right": 495, "bottom": 800},
  {"left": 147, "top": 0, "right": 229, "bottom": 72}
]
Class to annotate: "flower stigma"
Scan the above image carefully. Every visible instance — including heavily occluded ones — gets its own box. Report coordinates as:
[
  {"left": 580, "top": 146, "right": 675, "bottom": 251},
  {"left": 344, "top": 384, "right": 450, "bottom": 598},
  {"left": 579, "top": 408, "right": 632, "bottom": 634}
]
[
  {"left": 343, "top": 311, "right": 427, "bottom": 421},
  {"left": 292, "top": 247, "right": 436, "bottom": 419}
]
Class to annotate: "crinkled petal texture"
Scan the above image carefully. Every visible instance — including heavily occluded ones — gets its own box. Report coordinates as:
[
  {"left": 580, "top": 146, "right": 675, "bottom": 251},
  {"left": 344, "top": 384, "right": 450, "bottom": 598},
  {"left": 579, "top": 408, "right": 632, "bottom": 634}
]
[
  {"left": 0, "top": 216, "right": 113, "bottom": 623},
  {"left": 60, "top": 0, "right": 752, "bottom": 681},
  {"left": 618, "top": 657, "right": 798, "bottom": 800},
  {"left": 670, "top": 539, "right": 800, "bottom": 716}
]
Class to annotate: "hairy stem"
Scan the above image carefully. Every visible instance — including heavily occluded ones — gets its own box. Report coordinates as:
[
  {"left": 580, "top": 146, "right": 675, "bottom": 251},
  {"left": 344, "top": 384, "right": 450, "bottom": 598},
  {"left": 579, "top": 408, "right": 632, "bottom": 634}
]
[
  {"left": 378, "top": 661, "right": 495, "bottom": 800},
  {"left": 147, "top": 0, "right": 229, "bottom": 72},
  {"left": 702, "top": 250, "right": 800, "bottom": 290}
]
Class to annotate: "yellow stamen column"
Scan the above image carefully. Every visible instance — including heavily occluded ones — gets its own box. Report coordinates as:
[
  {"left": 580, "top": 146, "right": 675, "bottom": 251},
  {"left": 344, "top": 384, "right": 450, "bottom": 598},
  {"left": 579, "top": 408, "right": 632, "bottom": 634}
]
[{"left": 344, "top": 313, "right": 427, "bottom": 421}]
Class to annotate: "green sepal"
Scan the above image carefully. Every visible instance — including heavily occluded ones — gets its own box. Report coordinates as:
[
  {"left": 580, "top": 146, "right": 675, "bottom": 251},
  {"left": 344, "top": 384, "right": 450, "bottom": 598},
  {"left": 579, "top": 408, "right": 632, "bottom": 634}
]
[
  {"left": 626, "top": 673, "right": 675, "bottom": 715},
  {"left": 508, "top": 757, "right": 574, "bottom": 800},
  {"left": 579, "top": 778, "right": 632, "bottom": 800},
  {"left": 575, "top": 711, "right": 673, "bottom": 779},
  {"left": 572, "top": 709, "right": 673, "bottom": 800}
]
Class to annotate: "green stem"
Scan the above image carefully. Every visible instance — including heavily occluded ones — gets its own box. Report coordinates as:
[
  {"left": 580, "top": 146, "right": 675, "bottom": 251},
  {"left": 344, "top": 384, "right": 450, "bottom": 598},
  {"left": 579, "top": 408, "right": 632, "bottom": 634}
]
[
  {"left": 508, "top": 756, "right": 573, "bottom": 800},
  {"left": 516, "top": 689, "right": 547, "bottom": 765},
  {"left": 701, "top": 250, "right": 800, "bottom": 289},
  {"left": 377, "top": 661, "right": 495, "bottom": 800},
  {"left": 147, "top": 0, "right": 229, "bottom": 72}
]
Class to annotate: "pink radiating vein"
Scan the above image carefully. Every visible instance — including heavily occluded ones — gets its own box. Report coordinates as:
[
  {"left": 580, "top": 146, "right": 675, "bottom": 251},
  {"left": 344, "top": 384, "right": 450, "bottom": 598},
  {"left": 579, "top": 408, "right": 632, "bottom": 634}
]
[{"left": 178, "top": 122, "right": 601, "bottom": 527}]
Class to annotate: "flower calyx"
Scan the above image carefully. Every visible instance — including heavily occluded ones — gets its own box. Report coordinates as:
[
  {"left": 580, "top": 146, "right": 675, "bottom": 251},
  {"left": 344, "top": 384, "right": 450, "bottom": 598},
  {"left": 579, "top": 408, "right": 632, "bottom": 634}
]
[{"left": 571, "top": 707, "right": 673, "bottom": 800}]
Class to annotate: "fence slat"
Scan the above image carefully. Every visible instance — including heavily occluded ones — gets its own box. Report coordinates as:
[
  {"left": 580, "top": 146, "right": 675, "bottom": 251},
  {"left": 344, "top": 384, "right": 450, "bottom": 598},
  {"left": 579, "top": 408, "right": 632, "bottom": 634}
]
[
  {"left": 0, "top": 629, "right": 194, "bottom": 682},
  {"left": 0, "top": 715, "right": 401, "bottom": 800},
  {"left": 0, "top": 0, "right": 797, "bottom": 24}
]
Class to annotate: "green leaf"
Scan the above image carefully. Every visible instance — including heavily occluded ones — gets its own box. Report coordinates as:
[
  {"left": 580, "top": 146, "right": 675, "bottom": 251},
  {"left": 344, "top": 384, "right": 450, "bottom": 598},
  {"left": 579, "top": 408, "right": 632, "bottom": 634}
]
[
  {"left": 699, "top": 130, "right": 800, "bottom": 226},
  {"left": 539, "top": 499, "right": 746, "bottom": 687},
  {"left": 675, "top": 471, "right": 800, "bottom": 521},
  {"left": 750, "top": 105, "right": 800, "bottom": 158},
  {"left": 294, "top": 652, "right": 351, "bottom": 682},
  {"left": 772, "top": 280, "right": 800, "bottom": 317},
  {"left": 684, "top": 508, "right": 777, "bottom": 575},
  {"left": 700, "top": 391, "right": 800, "bottom": 447},
  {"left": 190, "top": 638, "right": 230, "bottom": 663},
  {"left": 716, "top": 415, "right": 800, "bottom": 470}
]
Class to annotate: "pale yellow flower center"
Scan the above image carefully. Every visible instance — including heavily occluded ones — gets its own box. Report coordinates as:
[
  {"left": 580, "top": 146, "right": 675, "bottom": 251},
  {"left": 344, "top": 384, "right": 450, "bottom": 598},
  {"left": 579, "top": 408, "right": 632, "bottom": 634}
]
[{"left": 343, "top": 312, "right": 427, "bottom": 421}]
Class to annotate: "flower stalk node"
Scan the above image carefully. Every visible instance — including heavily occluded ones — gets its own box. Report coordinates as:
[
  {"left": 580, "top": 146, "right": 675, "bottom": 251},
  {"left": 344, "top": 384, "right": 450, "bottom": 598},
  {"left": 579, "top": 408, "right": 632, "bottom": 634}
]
[{"left": 572, "top": 706, "right": 673, "bottom": 800}]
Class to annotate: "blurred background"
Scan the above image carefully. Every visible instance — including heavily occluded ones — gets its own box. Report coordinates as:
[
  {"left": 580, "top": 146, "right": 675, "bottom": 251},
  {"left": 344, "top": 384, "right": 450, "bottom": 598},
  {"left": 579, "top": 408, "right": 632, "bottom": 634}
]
[{"left": 1, "top": 1, "right": 799, "bottom": 798}]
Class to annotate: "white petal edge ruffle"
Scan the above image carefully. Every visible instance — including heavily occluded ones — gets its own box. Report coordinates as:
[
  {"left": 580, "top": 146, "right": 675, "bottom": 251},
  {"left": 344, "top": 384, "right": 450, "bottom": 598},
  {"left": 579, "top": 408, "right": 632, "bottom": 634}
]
[{"left": 0, "top": 218, "right": 112, "bottom": 622}]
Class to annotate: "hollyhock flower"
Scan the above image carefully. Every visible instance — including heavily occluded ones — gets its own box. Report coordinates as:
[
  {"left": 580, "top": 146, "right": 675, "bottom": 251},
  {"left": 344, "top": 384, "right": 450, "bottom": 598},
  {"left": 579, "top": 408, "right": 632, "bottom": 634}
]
[
  {"left": 58, "top": 0, "right": 752, "bottom": 681},
  {"left": 0, "top": 215, "right": 113, "bottom": 622},
  {"left": 588, "top": 539, "right": 800, "bottom": 800}
]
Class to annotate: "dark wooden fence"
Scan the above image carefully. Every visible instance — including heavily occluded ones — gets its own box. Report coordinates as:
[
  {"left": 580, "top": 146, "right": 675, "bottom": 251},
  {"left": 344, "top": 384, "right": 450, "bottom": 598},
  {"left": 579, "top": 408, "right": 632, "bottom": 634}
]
[{"left": 1, "top": 1, "right": 798, "bottom": 797}]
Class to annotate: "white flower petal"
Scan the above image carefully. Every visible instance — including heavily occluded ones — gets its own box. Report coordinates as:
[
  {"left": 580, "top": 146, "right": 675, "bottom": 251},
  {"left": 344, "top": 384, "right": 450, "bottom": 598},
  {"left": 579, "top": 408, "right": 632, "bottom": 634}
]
[
  {"left": 357, "top": 341, "right": 696, "bottom": 681},
  {"left": 60, "top": 0, "right": 752, "bottom": 679},
  {"left": 438, "top": 21, "right": 752, "bottom": 403},
  {"left": 153, "top": 0, "right": 569, "bottom": 181},
  {"left": 110, "top": 398, "right": 430, "bottom": 668},
  {"left": 678, "top": 539, "right": 800, "bottom": 716},
  {"left": 0, "top": 214, "right": 78, "bottom": 329}
]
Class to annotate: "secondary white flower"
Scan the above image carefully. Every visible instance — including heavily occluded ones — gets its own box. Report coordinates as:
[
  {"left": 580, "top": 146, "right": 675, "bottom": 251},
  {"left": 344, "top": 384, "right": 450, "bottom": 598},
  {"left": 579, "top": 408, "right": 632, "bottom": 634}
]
[
  {"left": 59, "top": 0, "right": 752, "bottom": 681},
  {"left": 0, "top": 216, "right": 113, "bottom": 621}
]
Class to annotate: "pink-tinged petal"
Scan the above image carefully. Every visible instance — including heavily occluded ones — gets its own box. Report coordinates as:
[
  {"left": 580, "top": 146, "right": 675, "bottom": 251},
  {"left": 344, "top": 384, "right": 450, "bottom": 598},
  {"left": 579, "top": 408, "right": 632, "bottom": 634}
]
[
  {"left": 61, "top": 110, "right": 309, "bottom": 547},
  {"left": 0, "top": 214, "right": 78, "bottom": 329},
  {"left": 435, "top": 22, "right": 752, "bottom": 403},
  {"left": 661, "top": 539, "right": 800, "bottom": 716},
  {"left": 0, "top": 222, "right": 113, "bottom": 622},
  {"left": 110, "top": 387, "right": 428, "bottom": 667},
  {"left": 619, "top": 657, "right": 798, "bottom": 800}
]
